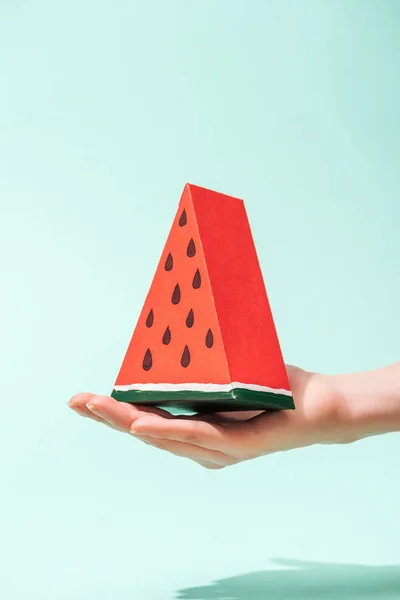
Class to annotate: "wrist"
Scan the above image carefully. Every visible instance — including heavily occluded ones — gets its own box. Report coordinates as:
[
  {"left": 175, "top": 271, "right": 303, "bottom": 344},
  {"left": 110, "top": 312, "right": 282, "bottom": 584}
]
[{"left": 330, "top": 364, "right": 400, "bottom": 442}]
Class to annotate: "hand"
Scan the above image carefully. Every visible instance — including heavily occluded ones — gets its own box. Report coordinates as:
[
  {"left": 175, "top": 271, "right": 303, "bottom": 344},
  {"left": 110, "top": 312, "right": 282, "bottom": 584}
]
[{"left": 68, "top": 366, "right": 355, "bottom": 469}]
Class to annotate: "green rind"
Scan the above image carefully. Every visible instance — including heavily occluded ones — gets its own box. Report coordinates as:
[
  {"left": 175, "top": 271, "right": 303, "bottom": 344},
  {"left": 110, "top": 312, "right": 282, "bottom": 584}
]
[{"left": 111, "top": 388, "right": 295, "bottom": 414}]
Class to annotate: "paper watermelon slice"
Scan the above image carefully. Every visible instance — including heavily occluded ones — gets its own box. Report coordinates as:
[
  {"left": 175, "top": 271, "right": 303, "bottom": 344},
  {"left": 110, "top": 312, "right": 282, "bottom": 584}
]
[{"left": 111, "top": 184, "right": 294, "bottom": 413}]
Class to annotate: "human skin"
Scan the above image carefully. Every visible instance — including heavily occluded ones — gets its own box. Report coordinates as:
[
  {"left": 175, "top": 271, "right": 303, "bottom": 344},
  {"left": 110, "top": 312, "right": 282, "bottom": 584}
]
[{"left": 68, "top": 363, "right": 400, "bottom": 469}]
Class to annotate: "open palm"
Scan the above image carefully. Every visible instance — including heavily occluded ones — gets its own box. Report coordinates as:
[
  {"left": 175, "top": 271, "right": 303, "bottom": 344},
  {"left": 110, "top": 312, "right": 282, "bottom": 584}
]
[{"left": 68, "top": 366, "right": 345, "bottom": 469}]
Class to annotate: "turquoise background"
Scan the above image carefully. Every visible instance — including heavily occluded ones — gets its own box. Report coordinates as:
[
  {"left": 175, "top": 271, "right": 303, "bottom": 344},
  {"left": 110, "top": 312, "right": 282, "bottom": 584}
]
[{"left": 1, "top": 1, "right": 399, "bottom": 598}]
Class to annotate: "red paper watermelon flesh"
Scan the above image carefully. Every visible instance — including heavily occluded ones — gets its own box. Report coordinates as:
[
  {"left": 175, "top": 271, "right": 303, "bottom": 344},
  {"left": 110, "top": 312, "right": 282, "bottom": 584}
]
[{"left": 111, "top": 184, "right": 294, "bottom": 413}]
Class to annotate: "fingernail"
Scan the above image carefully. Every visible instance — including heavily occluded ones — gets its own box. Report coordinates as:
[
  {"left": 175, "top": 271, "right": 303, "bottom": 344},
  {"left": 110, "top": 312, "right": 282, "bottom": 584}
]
[
  {"left": 130, "top": 427, "right": 147, "bottom": 436},
  {"left": 86, "top": 403, "right": 102, "bottom": 416}
]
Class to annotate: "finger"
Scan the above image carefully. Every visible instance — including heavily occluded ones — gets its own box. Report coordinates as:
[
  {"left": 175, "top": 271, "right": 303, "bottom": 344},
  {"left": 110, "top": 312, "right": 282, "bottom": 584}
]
[
  {"left": 69, "top": 393, "right": 171, "bottom": 419},
  {"left": 130, "top": 415, "right": 241, "bottom": 454},
  {"left": 194, "top": 460, "right": 225, "bottom": 470},
  {"left": 132, "top": 433, "right": 237, "bottom": 467},
  {"left": 214, "top": 410, "right": 265, "bottom": 421},
  {"left": 173, "top": 411, "right": 261, "bottom": 424},
  {"left": 68, "top": 392, "right": 96, "bottom": 410},
  {"left": 68, "top": 394, "right": 123, "bottom": 431},
  {"left": 68, "top": 393, "right": 149, "bottom": 432},
  {"left": 131, "top": 409, "right": 294, "bottom": 458},
  {"left": 137, "top": 438, "right": 223, "bottom": 469},
  {"left": 70, "top": 404, "right": 105, "bottom": 423},
  {"left": 68, "top": 393, "right": 104, "bottom": 422},
  {"left": 84, "top": 395, "right": 173, "bottom": 432}
]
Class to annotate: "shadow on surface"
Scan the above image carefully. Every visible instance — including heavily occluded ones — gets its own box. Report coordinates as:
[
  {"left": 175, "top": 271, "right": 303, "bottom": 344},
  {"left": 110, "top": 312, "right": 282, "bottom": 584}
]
[{"left": 176, "top": 559, "right": 400, "bottom": 599}]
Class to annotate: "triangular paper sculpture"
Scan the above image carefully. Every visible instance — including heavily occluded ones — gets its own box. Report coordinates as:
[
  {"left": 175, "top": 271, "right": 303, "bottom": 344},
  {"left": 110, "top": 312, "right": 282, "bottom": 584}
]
[{"left": 111, "top": 184, "right": 294, "bottom": 413}]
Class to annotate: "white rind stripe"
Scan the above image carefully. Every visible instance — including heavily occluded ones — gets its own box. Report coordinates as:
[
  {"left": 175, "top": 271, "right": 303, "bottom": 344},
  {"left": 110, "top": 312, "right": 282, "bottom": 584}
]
[{"left": 113, "top": 382, "right": 292, "bottom": 396}]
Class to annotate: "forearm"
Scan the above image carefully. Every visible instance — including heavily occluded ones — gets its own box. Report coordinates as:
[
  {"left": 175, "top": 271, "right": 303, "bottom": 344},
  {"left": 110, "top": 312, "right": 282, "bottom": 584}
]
[{"left": 331, "top": 362, "right": 400, "bottom": 441}]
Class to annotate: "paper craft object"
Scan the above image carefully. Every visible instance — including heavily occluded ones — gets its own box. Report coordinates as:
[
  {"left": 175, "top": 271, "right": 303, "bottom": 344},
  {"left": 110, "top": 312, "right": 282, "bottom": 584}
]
[{"left": 111, "top": 184, "right": 294, "bottom": 413}]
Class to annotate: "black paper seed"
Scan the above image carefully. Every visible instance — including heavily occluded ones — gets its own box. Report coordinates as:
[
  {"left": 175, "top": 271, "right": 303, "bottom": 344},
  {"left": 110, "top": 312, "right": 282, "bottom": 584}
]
[
  {"left": 186, "top": 309, "right": 194, "bottom": 328},
  {"left": 206, "top": 329, "right": 214, "bottom": 348},
  {"left": 162, "top": 326, "right": 171, "bottom": 345},
  {"left": 142, "top": 348, "right": 153, "bottom": 371},
  {"left": 172, "top": 283, "right": 181, "bottom": 304},
  {"left": 165, "top": 253, "right": 173, "bottom": 271},
  {"left": 179, "top": 209, "right": 187, "bottom": 226},
  {"left": 192, "top": 269, "right": 201, "bottom": 289},
  {"left": 181, "top": 345, "right": 190, "bottom": 368},
  {"left": 187, "top": 238, "right": 196, "bottom": 258},
  {"left": 145, "top": 309, "right": 154, "bottom": 328}
]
